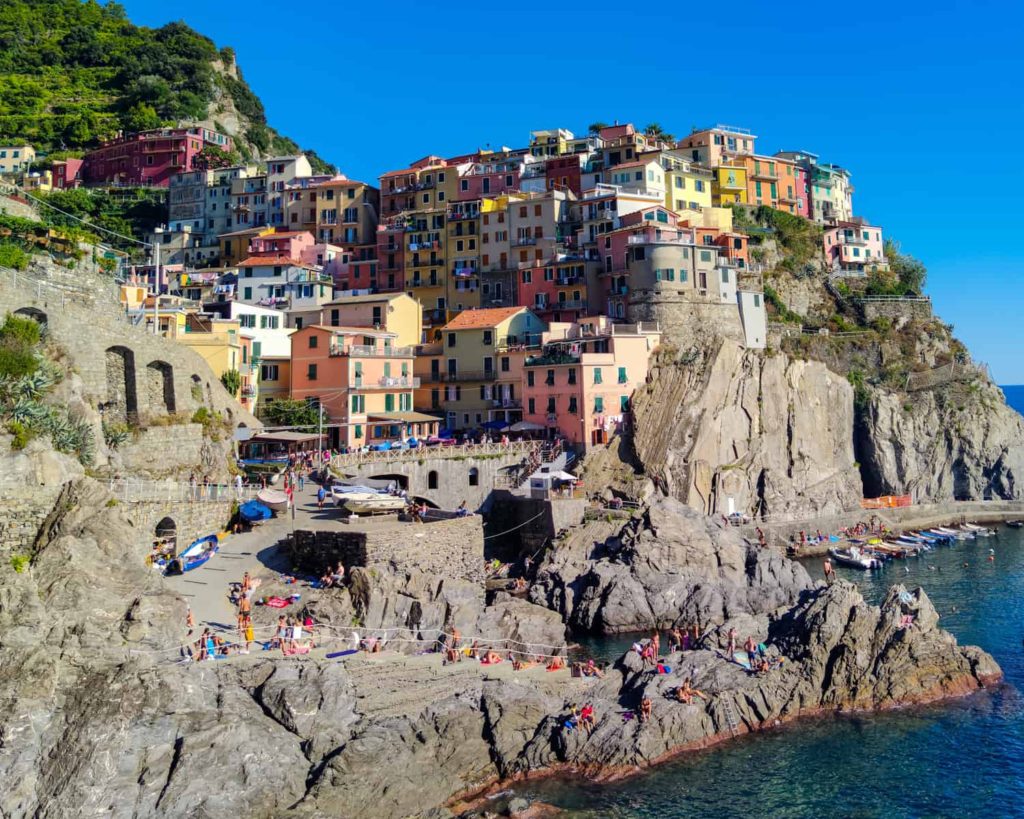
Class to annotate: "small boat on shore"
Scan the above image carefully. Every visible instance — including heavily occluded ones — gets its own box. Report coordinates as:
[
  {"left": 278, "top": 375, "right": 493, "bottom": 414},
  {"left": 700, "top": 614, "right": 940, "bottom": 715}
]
[
  {"left": 239, "top": 500, "right": 272, "bottom": 522},
  {"left": 165, "top": 534, "right": 219, "bottom": 575},
  {"left": 829, "top": 547, "right": 881, "bottom": 570},
  {"left": 343, "top": 495, "right": 407, "bottom": 514},
  {"left": 256, "top": 488, "right": 289, "bottom": 512},
  {"left": 963, "top": 523, "right": 994, "bottom": 537},
  {"left": 1007, "top": 520, "right": 1024, "bottom": 528}
]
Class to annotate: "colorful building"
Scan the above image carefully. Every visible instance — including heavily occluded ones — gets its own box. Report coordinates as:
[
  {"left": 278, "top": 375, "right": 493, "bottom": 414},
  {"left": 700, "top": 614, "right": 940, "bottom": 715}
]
[
  {"left": 82, "top": 127, "right": 231, "bottom": 188},
  {"left": 521, "top": 319, "right": 661, "bottom": 448},
  {"left": 0, "top": 144, "right": 36, "bottom": 175},
  {"left": 235, "top": 255, "right": 333, "bottom": 311},
  {"left": 711, "top": 163, "right": 748, "bottom": 206},
  {"left": 289, "top": 325, "right": 435, "bottom": 449},
  {"left": 824, "top": 219, "right": 886, "bottom": 274},
  {"left": 418, "top": 307, "right": 545, "bottom": 431},
  {"left": 52, "top": 158, "right": 84, "bottom": 189},
  {"left": 678, "top": 125, "right": 756, "bottom": 165},
  {"left": 318, "top": 292, "right": 423, "bottom": 347}
]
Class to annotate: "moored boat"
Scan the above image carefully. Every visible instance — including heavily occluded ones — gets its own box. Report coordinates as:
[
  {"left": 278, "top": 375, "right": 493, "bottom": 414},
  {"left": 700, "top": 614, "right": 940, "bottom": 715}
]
[
  {"left": 165, "top": 534, "right": 219, "bottom": 575},
  {"left": 256, "top": 488, "right": 290, "bottom": 512},
  {"left": 829, "top": 546, "right": 881, "bottom": 570},
  {"left": 1007, "top": 520, "right": 1024, "bottom": 528}
]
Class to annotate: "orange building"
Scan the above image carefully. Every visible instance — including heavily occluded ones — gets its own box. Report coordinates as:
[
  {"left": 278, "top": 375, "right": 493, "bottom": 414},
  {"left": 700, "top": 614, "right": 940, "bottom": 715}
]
[
  {"left": 289, "top": 325, "right": 438, "bottom": 450},
  {"left": 734, "top": 154, "right": 802, "bottom": 215}
]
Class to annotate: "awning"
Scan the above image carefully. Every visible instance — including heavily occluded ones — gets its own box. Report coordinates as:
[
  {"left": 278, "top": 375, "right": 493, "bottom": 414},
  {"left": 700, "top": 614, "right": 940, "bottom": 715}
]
[
  {"left": 248, "top": 431, "right": 320, "bottom": 444},
  {"left": 509, "top": 421, "right": 545, "bottom": 432},
  {"left": 367, "top": 412, "right": 444, "bottom": 424}
]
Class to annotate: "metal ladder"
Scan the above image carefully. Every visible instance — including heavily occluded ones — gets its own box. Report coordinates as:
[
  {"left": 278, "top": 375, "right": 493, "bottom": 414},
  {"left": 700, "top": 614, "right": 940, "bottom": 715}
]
[{"left": 719, "top": 696, "right": 740, "bottom": 736}]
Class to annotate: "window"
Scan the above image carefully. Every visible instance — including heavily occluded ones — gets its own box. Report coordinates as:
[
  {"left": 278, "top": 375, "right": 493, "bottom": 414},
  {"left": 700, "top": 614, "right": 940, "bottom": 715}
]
[
  {"left": 483, "top": 330, "right": 493, "bottom": 345},
  {"left": 527, "top": 370, "right": 535, "bottom": 387},
  {"left": 568, "top": 368, "right": 577, "bottom": 385},
  {"left": 468, "top": 467, "right": 479, "bottom": 486},
  {"left": 501, "top": 356, "right": 510, "bottom": 372},
  {"left": 699, "top": 250, "right": 713, "bottom": 263},
  {"left": 594, "top": 396, "right": 604, "bottom": 413},
  {"left": 260, "top": 364, "right": 279, "bottom": 381},
  {"left": 351, "top": 394, "right": 365, "bottom": 412},
  {"left": 568, "top": 396, "right": 578, "bottom": 414},
  {"left": 447, "top": 332, "right": 456, "bottom": 348},
  {"left": 307, "top": 363, "right": 317, "bottom": 380},
  {"left": 674, "top": 176, "right": 684, "bottom": 189},
  {"left": 528, "top": 398, "right": 536, "bottom": 414},
  {"left": 385, "top": 394, "right": 395, "bottom": 411},
  {"left": 722, "top": 270, "right": 730, "bottom": 283},
  {"left": 620, "top": 395, "right": 630, "bottom": 411},
  {"left": 753, "top": 294, "right": 761, "bottom": 307},
  {"left": 618, "top": 366, "right": 627, "bottom": 384},
  {"left": 546, "top": 397, "right": 556, "bottom": 413},
  {"left": 354, "top": 424, "right": 363, "bottom": 439},
  {"left": 428, "top": 471, "right": 439, "bottom": 489},
  {"left": 593, "top": 368, "right": 602, "bottom": 384},
  {"left": 545, "top": 369, "right": 555, "bottom": 386},
  {"left": 308, "top": 334, "right": 318, "bottom": 348}
]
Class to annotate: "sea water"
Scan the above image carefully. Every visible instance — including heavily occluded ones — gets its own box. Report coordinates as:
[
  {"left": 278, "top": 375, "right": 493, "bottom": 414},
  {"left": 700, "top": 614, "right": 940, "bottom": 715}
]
[
  {"left": 510, "top": 528, "right": 1024, "bottom": 817},
  {"left": 508, "top": 384, "right": 1024, "bottom": 817}
]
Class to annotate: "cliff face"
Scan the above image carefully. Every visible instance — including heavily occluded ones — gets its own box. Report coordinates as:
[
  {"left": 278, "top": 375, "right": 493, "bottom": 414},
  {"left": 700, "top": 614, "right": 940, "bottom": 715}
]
[
  {"left": 857, "top": 379, "right": 1024, "bottom": 501},
  {"left": 630, "top": 337, "right": 863, "bottom": 520}
]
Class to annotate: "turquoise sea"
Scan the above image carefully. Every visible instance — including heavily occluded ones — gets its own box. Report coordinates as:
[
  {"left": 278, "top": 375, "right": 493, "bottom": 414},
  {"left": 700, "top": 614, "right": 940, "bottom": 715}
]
[{"left": 503, "top": 389, "right": 1024, "bottom": 817}]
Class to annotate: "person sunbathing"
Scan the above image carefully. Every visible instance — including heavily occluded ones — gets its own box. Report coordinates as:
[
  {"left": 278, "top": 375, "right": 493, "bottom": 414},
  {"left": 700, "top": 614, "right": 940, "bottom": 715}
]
[
  {"left": 546, "top": 655, "right": 566, "bottom": 671},
  {"left": 511, "top": 654, "right": 535, "bottom": 671},
  {"left": 580, "top": 659, "right": 604, "bottom": 678},
  {"left": 579, "top": 702, "right": 596, "bottom": 734},
  {"left": 483, "top": 651, "right": 503, "bottom": 664},
  {"left": 675, "top": 681, "right": 708, "bottom": 704}
]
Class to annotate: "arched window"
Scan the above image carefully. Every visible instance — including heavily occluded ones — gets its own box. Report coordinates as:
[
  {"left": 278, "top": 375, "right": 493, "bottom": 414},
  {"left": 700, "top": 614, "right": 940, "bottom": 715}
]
[
  {"left": 428, "top": 470, "right": 439, "bottom": 489},
  {"left": 468, "top": 467, "right": 479, "bottom": 487}
]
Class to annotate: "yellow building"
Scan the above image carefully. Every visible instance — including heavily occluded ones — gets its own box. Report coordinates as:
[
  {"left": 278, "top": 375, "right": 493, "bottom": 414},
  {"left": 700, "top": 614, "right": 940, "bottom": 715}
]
[
  {"left": 664, "top": 165, "right": 713, "bottom": 218},
  {"left": 417, "top": 306, "right": 545, "bottom": 431},
  {"left": 256, "top": 355, "right": 291, "bottom": 416},
  {"left": 20, "top": 169, "right": 52, "bottom": 192},
  {"left": 712, "top": 164, "right": 748, "bottom": 206},
  {"left": 320, "top": 292, "right": 423, "bottom": 347},
  {"left": 446, "top": 199, "right": 482, "bottom": 312},
  {"left": 175, "top": 313, "right": 244, "bottom": 389},
  {"left": 219, "top": 226, "right": 271, "bottom": 266}
]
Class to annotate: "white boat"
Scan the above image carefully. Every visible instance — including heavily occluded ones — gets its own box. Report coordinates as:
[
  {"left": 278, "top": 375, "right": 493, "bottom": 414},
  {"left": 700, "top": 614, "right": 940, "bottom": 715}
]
[
  {"left": 964, "top": 523, "right": 994, "bottom": 536},
  {"left": 344, "top": 495, "right": 407, "bottom": 514},
  {"left": 256, "top": 488, "right": 289, "bottom": 512},
  {"left": 331, "top": 484, "right": 384, "bottom": 506},
  {"left": 829, "top": 546, "right": 881, "bottom": 570}
]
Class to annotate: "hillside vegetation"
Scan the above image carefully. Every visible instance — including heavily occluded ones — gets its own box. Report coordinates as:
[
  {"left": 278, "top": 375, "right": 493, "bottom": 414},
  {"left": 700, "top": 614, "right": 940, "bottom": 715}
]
[{"left": 0, "top": 0, "right": 331, "bottom": 170}]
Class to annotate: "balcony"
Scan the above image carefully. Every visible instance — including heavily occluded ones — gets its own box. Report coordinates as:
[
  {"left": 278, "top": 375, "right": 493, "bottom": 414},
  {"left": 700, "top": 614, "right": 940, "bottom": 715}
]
[
  {"left": 750, "top": 168, "right": 778, "bottom": 181},
  {"left": 546, "top": 299, "right": 587, "bottom": 310},
  {"left": 352, "top": 375, "right": 421, "bottom": 389},
  {"left": 453, "top": 266, "right": 477, "bottom": 277},
  {"left": 718, "top": 178, "right": 745, "bottom": 190},
  {"left": 626, "top": 232, "right": 692, "bottom": 246},
  {"left": 837, "top": 233, "right": 868, "bottom": 247},
  {"left": 515, "top": 237, "right": 538, "bottom": 246},
  {"left": 329, "top": 344, "right": 415, "bottom": 357}
]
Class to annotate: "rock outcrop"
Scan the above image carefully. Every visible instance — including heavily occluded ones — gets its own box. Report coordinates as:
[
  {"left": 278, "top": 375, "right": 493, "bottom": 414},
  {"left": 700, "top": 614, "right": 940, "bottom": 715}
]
[
  {"left": 858, "top": 379, "right": 1024, "bottom": 501},
  {"left": 530, "top": 497, "right": 812, "bottom": 633},
  {"left": 630, "top": 338, "right": 863, "bottom": 521}
]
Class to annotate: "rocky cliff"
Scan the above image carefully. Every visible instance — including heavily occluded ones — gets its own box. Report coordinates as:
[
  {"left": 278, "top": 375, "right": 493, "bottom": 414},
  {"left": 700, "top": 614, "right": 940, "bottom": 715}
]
[
  {"left": 530, "top": 497, "right": 811, "bottom": 633},
  {"left": 629, "top": 336, "right": 863, "bottom": 520}
]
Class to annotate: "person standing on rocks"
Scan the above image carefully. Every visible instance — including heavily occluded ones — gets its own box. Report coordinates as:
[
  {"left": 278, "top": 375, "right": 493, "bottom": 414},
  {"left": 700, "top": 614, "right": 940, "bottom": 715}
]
[
  {"left": 823, "top": 558, "right": 835, "bottom": 585},
  {"left": 726, "top": 627, "right": 737, "bottom": 657},
  {"left": 639, "top": 695, "right": 652, "bottom": 723}
]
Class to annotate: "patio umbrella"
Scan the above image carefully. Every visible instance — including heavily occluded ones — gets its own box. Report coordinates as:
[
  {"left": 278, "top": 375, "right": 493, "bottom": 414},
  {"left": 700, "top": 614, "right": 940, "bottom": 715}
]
[
  {"left": 550, "top": 471, "right": 578, "bottom": 481},
  {"left": 509, "top": 421, "right": 545, "bottom": 432},
  {"left": 482, "top": 420, "right": 509, "bottom": 430}
]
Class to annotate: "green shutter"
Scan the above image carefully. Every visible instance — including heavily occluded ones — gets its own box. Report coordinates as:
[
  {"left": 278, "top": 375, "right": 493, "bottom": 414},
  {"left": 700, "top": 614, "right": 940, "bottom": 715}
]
[
  {"left": 384, "top": 362, "right": 391, "bottom": 377},
  {"left": 594, "top": 396, "right": 603, "bottom": 412},
  {"left": 385, "top": 394, "right": 395, "bottom": 411},
  {"left": 594, "top": 368, "right": 602, "bottom": 384}
]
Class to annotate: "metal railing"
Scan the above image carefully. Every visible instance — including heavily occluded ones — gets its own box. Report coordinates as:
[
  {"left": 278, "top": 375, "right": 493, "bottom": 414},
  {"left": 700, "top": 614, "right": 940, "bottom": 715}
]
[
  {"left": 330, "top": 344, "right": 415, "bottom": 358},
  {"left": 107, "top": 478, "right": 258, "bottom": 504},
  {"left": 328, "top": 439, "right": 538, "bottom": 468}
]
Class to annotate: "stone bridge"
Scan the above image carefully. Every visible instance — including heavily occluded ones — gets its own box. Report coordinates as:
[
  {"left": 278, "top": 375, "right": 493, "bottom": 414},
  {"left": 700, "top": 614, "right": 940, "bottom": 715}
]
[{"left": 329, "top": 441, "right": 542, "bottom": 511}]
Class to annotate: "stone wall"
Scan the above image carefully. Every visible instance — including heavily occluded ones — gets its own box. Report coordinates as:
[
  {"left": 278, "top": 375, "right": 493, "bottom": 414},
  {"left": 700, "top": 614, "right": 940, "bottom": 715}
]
[
  {"left": 114, "top": 425, "right": 214, "bottom": 479},
  {"left": 860, "top": 298, "right": 933, "bottom": 323},
  {"left": 287, "top": 515, "right": 485, "bottom": 582},
  {"left": 0, "top": 486, "right": 63, "bottom": 557},
  {"left": 341, "top": 453, "right": 527, "bottom": 511},
  {"left": 122, "top": 499, "right": 235, "bottom": 552},
  {"left": 0, "top": 265, "right": 257, "bottom": 435},
  {"left": 628, "top": 293, "right": 745, "bottom": 347}
]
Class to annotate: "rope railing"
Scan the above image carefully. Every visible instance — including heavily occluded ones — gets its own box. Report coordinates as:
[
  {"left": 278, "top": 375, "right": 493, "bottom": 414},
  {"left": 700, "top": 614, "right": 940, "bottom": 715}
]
[{"left": 327, "top": 439, "right": 539, "bottom": 468}]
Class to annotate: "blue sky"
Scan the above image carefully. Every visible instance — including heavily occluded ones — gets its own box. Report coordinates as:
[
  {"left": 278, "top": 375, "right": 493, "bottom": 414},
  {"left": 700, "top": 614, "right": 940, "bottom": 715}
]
[{"left": 118, "top": 0, "right": 1024, "bottom": 381}]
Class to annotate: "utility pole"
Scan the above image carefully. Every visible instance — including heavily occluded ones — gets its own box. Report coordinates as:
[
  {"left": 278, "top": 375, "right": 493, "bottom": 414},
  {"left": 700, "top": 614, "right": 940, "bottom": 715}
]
[
  {"left": 317, "top": 401, "right": 324, "bottom": 466},
  {"left": 152, "top": 234, "right": 162, "bottom": 334}
]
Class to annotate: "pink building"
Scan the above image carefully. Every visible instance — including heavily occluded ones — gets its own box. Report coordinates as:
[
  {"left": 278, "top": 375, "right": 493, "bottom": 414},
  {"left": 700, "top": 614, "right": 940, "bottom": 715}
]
[
  {"left": 454, "top": 158, "right": 522, "bottom": 201},
  {"left": 521, "top": 320, "right": 661, "bottom": 449},
  {"left": 52, "top": 158, "right": 84, "bottom": 189},
  {"left": 82, "top": 127, "right": 232, "bottom": 188},
  {"left": 249, "top": 230, "right": 316, "bottom": 260},
  {"left": 823, "top": 219, "right": 886, "bottom": 273}
]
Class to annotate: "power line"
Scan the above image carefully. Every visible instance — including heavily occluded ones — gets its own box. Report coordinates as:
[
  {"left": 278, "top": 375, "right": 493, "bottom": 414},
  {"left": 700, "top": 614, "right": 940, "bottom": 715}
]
[{"left": 9, "top": 183, "right": 153, "bottom": 249}]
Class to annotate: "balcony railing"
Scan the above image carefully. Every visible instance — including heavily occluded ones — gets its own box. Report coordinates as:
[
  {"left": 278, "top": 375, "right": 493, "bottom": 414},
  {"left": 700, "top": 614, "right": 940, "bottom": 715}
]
[
  {"left": 515, "top": 237, "right": 538, "bottom": 246},
  {"left": 626, "top": 233, "right": 693, "bottom": 246},
  {"left": 352, "top": 375, "right": 421, "bottom": 389},
  {"left": 836, "top": 234, "right": 868, "bottom": 246},
  {"left": 329, "top": 344, "right": 415, "bottom": 357}
]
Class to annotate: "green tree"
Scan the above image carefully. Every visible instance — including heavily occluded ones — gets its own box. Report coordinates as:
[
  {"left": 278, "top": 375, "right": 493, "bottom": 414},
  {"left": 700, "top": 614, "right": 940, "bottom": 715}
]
[
  {"left": 643, "top": 122, "right": 674, "bottom": 142},
  {"left": 121, "top": 102, "right": 161, "bottom": 133},
  {"left": 220, "top": 369, "right": 242, "bottom": 396},
  {"left": 885, "top": 238, "right": 927, "bottom": 294},
  {"left": 260, "top": 398, "right": 320, "bottom": 430},
  {"left": 587, "top": 122, "right": 609, "bottom": 135}
]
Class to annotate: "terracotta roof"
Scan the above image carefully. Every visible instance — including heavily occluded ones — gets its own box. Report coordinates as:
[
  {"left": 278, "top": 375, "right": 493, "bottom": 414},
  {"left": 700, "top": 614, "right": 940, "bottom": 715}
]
[
  {"left": 442, "top": 306, "right": 525, "bottom": 330},
  {"left": 236, "top": 255, "right": 312, "bottom": 268}
]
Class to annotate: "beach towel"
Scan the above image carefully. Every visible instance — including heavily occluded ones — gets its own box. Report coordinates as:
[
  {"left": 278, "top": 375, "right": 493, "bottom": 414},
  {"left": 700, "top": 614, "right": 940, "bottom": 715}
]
[
  {"left": 657, "top": 664, "right": 672, "bottom": 674},
  {"left": 480, "top": 657, "right": 503, "bottom": 665},
  {"left": 284, "top": 645, "right": 311, "bottom": 656},
  {"left": 732, "top": 651, "right": 752, "bottom": 670},
  {"left": 264, "top": 597, "right": 290, "bottom": 608},
  {"left": 326, "top": 649, "right": 358, "bottom": 659}
]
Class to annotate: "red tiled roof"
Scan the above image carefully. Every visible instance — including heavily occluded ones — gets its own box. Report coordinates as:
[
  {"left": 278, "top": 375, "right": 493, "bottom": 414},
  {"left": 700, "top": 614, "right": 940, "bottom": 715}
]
[
  {"left": 442, "top": 306, "right": 525, "bottom": 330},
  {"left": 236, "top": 255, "right": 310, "bottom": 268}
]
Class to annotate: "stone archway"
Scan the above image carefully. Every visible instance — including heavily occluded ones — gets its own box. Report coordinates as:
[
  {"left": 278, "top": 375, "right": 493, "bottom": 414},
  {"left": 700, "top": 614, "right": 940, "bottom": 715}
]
[
  {"left": 105, "top": 346, "right": 138, "bottom": 424},
  {"left": 190, "top": 374, "right": 203, "bottom": 404},
  {"left": 145, "top": 360, "right": 176, "bottom": 415},
  {"left": 367, "top": 473, "right": 408, "bottom": 490},
  {"left": 155, "top": 516, "right": 177, "bottom": 553},
  {"left": 14, "top": 306, "right": 47, "bottom": 326}
]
